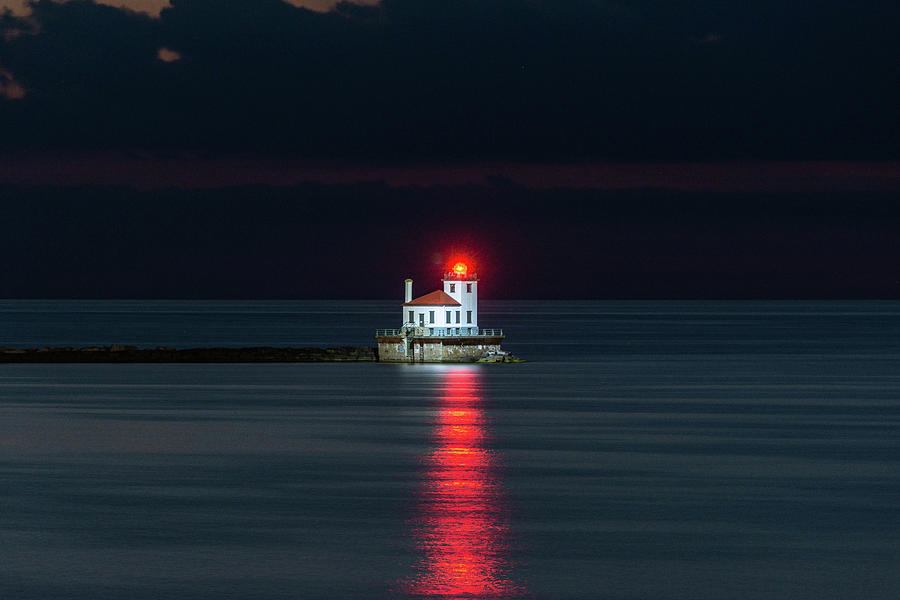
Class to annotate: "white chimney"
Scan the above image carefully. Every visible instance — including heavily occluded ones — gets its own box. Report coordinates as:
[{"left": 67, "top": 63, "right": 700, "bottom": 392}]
[{"left": 404, "top": 278, "right": 413, "bottom": 303}]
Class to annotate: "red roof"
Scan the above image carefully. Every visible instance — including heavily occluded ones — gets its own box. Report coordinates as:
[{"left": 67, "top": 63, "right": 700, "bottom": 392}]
[{"left": 403, "top": 290, "right": 461, "bottom": 306}]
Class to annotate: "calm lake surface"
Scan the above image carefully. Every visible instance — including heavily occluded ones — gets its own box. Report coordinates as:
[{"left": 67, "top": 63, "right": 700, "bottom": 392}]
[{"left": 1, "top": 300, "right": 899, "bottom": 599}]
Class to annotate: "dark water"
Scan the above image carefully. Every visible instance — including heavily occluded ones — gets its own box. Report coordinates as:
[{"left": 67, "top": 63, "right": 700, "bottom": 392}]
[{"left": 2, "top": 301, "right": 899, "bottom": 599}]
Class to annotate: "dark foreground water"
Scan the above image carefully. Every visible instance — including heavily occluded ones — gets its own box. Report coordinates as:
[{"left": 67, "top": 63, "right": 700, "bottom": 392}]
[{"left": 1, "top": 301, "right": 899, "bottom": 599}]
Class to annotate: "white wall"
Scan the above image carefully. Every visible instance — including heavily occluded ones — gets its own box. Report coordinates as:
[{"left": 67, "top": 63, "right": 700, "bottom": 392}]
[{"left": 401, "top": 304, "right": 461, "bottom": 327}]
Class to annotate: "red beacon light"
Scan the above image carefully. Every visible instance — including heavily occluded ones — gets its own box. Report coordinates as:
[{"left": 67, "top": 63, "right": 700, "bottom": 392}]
[{"left": 451, "top": 262, "right": 468, "bottom": 278}]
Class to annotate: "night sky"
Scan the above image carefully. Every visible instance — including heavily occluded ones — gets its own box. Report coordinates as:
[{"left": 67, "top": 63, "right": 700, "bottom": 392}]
[{"left": 1, "top": 1, "right": 899, "bottom": 299}]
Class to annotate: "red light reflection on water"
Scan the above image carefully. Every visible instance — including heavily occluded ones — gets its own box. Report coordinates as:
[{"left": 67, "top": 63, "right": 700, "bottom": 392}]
[{"left": 403, "top": 368, "right": 522, "bottom": 599}]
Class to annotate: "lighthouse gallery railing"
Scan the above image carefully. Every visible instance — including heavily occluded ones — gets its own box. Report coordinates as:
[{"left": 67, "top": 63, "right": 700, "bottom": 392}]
[{"left": 375, "top": 328, "right": 503, "bottom": 337}]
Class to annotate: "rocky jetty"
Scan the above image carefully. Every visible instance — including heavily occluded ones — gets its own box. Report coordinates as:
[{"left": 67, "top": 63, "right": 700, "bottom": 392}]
[
  {"left": 476, "top": 350, "right": 526, "bottom": 363},
  {"left": 0, "top": 345, "right": 377, "bottom": 363}
]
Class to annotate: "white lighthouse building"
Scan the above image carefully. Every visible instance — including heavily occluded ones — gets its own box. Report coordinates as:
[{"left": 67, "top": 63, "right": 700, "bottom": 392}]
[
  {"left": 401, "top": 262, "right": 478, "bottom": 335},
  {"left": 376, "top": 262, "right": 504, "bottom": 362}
]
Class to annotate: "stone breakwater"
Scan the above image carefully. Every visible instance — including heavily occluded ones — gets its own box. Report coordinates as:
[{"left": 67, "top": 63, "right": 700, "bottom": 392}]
[{"left": 0, "top": 345, "right": 378, "bottom": 363}]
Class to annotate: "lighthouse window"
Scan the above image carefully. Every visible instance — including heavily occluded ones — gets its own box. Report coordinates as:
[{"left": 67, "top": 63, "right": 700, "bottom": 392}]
[
  {"left": 466, "top": 283, "right": 472, "bottom": 293},
  {"left": 446, "top": 310, "right": 451, "bottom": 322},
  {"left": 419, "top": 313, "right": 425, "bottom": 326},
  {"left": 408, "top": 310, "right": 414, "bottom": 323},
  {"left": 449, "top": 283, "right": 455, "bottom": 293},
  {"left": 466, "top": 310, "right": 472, "bottom": 324},
  {"left": 429, "top": 311, "right": 435, "bottom": 324},
  {"left": 455, "top": 311, "right": 460, "bottom": 323}
]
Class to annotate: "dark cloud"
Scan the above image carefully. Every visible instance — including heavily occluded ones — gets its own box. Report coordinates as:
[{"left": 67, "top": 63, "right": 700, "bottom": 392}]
[
  {"left": 1, "top": 0, "right": 898, "bottom": 159},
  {"left": 0, "top": 65, "right": 25, "bottom": 97},
  {"left": 2, "top": 182, "right": 899, "bottom": 298},
  {"left": 155, "top": 46, "right": 179, "bottom": 62},
  {"left": 2, "top": 153, "right": 899, "bottom": 191}
]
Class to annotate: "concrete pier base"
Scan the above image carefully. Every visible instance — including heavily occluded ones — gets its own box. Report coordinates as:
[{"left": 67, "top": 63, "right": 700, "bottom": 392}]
[{"left": 375, "top": 335, "right": 504, "bottom": 363}]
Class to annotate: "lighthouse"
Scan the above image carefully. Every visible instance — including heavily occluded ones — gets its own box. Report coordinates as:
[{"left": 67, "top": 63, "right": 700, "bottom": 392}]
[{"left": 375, "top": 261, "right": 504, "bottom": 362}]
